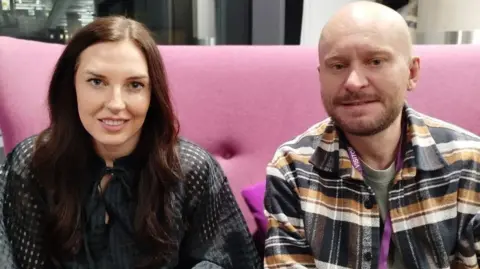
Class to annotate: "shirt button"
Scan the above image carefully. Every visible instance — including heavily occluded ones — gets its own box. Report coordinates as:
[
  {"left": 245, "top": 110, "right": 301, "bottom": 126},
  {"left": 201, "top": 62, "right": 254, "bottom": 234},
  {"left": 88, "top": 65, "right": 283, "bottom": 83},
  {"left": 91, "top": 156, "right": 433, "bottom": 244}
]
[
  {"left": 364, "top": 197, "right": 374, "bottom": 209},
  {"left": 364, "top": 252, "right": 372, "bottom": 261}
]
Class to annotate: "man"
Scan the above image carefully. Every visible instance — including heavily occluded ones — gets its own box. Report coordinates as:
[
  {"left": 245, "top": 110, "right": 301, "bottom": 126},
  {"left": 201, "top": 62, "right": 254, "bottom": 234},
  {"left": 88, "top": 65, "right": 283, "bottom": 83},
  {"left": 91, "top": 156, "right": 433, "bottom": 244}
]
[{"left": 263, "top": 1, "right": 480, "bottom": 269}]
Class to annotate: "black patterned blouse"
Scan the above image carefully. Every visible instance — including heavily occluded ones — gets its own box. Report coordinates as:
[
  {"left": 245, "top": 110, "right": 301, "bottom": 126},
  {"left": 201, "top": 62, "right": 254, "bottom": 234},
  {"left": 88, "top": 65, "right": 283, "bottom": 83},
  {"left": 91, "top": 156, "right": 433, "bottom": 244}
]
[{"left": 0, "top": 136, "right": 261, "bottom": 269}]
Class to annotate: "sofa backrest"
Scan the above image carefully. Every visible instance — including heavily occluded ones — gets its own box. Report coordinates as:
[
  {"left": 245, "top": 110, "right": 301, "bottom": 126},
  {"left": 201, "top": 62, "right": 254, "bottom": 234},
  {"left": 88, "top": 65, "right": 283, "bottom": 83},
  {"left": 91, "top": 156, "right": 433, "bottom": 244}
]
[{"left": 1, "top": 36, "right": 480, "bottom": 232}]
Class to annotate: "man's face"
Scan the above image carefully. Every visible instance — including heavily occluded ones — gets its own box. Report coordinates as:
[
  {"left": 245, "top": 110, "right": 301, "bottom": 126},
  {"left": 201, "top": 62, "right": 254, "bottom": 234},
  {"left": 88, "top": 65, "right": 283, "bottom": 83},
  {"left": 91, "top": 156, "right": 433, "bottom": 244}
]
[{"left": 318, "top": 26, "right": 419, "bottom": 136}]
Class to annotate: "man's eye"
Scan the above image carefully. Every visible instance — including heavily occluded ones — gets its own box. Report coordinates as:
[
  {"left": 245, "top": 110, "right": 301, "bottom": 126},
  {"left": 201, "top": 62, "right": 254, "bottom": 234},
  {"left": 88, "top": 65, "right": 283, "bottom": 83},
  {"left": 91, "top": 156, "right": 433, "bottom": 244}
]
[
  {"left": 332, "top": 64, "right": 345, "bottom": 70},
  {"left": 369, "top": 58, "right": 384, "bottom": 66}
]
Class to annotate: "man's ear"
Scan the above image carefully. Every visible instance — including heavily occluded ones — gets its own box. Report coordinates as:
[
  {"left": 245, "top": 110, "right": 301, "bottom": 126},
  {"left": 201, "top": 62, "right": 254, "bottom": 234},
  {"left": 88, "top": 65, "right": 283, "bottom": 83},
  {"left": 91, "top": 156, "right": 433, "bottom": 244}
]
[{"left": 407, "top": 57, "right": 420, "bottom": 91}]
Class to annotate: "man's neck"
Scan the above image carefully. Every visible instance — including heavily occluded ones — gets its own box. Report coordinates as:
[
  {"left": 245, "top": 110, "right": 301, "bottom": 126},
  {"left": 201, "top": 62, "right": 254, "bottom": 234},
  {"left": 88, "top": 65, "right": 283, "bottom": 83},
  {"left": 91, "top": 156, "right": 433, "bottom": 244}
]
[{"left": 345, "top": 114, "right": 403, "bottom": 170}]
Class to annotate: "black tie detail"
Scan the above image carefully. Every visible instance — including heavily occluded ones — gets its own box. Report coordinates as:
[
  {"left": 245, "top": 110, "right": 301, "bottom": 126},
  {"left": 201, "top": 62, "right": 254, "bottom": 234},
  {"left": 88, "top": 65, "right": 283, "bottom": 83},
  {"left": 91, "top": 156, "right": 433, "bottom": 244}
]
[
  {"left": 104, "top": 166, "right": 133, "bottom": 199},
  {"left": 82, "top": 165, "right": 135, "bottom": 268}
]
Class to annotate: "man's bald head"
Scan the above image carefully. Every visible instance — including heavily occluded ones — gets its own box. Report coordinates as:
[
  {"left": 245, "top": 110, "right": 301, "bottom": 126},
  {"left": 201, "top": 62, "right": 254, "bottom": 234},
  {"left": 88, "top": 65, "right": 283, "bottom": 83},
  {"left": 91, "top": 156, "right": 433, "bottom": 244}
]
[
  {"left": 316, "top": 1, "right": 421, "bottom": 138},
  {"left": 319, "top": 1, "right": 412, "bottom": 62}
]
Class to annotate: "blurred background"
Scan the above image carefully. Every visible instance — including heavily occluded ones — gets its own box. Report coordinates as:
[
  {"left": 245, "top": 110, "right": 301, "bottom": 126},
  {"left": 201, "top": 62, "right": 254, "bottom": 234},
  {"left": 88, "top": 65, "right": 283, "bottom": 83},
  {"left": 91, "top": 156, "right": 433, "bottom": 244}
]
[
  {"left": 1, "top": 0, "right": 480, "bottom": 161},
  {"left": 0, "top": 0, "right": 304, "bottom": 45},
  {"left": 1, "top": 0, "right": 480, "bottom": 46}
]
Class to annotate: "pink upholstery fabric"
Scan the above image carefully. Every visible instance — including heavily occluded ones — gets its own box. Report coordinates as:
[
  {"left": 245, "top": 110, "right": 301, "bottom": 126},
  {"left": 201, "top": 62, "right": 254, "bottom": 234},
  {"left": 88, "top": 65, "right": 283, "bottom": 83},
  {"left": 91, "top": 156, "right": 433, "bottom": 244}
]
[{"left": 1, "top": 36, "right": 480, "bottom": 233}]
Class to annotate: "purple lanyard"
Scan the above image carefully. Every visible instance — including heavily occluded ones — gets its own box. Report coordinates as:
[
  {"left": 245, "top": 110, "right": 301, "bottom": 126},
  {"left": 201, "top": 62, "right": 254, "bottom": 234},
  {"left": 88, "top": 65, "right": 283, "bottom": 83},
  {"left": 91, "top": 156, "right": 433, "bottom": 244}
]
[{"left": 347, "top": 145, "right": 403, "bottom": 269}]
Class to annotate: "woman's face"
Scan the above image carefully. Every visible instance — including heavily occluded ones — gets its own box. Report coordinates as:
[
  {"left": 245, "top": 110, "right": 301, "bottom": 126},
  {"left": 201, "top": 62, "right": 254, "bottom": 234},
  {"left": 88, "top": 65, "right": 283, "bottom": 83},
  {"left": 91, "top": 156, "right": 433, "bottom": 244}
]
[{"left": 75, "top": 40, "right": 151, "bottom": 161}]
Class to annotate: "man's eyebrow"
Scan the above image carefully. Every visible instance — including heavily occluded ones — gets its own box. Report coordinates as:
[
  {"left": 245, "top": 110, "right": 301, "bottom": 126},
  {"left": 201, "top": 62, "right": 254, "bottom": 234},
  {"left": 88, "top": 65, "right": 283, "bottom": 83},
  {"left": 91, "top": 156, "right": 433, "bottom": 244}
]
[
  {"left": 362, "top": 46, "right": 395, "bottom": 55},
  {"left": 323, "top": 54, "right": 348, "bottom": 62}
]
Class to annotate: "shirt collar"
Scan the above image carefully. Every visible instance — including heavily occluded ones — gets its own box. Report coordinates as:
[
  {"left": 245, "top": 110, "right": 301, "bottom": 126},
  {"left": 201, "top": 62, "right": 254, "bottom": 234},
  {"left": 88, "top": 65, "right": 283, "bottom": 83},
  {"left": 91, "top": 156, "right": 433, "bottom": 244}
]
[{"left": 309, "top": 104, "right": 448, "bottom": 181}]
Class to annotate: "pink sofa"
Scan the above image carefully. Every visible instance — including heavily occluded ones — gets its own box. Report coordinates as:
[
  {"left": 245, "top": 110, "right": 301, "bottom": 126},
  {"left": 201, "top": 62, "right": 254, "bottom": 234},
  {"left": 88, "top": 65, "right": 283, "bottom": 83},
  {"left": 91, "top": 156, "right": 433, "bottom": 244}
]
[{"left": 1, "top": 36, "right": 480, "bottom": 239}]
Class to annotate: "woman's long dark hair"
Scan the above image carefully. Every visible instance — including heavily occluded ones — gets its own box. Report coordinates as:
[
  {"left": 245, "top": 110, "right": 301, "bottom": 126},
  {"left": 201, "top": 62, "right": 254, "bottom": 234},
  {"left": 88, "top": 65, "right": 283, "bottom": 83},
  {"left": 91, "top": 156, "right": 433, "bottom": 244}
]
[{"left": 31, "top": 16, "right": 182, "bottom": 267}]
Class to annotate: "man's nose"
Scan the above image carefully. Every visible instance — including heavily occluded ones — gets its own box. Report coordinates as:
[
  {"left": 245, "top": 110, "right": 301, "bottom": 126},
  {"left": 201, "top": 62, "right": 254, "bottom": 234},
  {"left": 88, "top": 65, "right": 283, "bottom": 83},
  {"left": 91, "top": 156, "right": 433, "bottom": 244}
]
[{"left": 344, "top": 68, "right": 368, "bottom": 91}]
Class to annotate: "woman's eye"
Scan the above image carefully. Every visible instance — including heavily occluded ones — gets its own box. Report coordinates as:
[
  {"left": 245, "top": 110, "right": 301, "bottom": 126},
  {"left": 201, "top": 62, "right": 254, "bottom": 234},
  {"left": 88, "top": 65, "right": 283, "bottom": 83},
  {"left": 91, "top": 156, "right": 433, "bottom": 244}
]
[
  {"left": 130, "top": 81, "right": 144, "bottom": 90},
  {"left": 88, "top": 78, "right": 103, "bottom": 87}
]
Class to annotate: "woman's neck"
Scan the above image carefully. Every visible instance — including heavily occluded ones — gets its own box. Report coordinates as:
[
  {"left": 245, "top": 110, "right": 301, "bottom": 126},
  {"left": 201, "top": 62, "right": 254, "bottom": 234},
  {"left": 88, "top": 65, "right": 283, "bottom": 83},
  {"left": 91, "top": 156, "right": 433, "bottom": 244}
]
[{"left": 94, "top": 136, "right": 140, "bottom": 167}]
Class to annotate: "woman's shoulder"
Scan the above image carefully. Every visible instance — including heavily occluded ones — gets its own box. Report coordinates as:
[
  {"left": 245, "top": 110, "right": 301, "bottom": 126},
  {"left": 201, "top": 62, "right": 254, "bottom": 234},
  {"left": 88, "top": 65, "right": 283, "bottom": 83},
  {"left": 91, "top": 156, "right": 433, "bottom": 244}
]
[
  {"left": 0, "top": 135, "right": 38, "bottom": 211},
  {"left": 1, "top": 135, "right": 37, "bottom": 175},
  {"left": 176, "top": 138, "right": 218, "bottom": 174},
  {"left": 176, "top": 138, "right": 226, "bottom": 192}
]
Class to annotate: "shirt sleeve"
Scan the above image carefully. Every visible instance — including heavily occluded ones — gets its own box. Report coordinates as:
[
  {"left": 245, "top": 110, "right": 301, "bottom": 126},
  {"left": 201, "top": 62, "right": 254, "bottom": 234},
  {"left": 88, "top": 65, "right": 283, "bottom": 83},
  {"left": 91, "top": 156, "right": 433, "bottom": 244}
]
[
  {"left": 178, "top": 144, "right": 261, "bottom": 269},
  {"left": 470, "top": 214, "right": 480, "bottom": 265},
  {"left": 0, "top": 159, "right": 18, "bottom": 269},
  {"left": 263, "top": 150, "right": 315, "bottom": 268},
  {"left": 473, "top": 170, "right": 480, "bottom": 265},
  {"left": 0, "top": 138, "right": 47, "bottom": 269},
  {"left": 465, "top": 172, "right": 480, "bottom": 266},
  {"left": 454, "top": 167, "right": 480, "bottom": 267}
]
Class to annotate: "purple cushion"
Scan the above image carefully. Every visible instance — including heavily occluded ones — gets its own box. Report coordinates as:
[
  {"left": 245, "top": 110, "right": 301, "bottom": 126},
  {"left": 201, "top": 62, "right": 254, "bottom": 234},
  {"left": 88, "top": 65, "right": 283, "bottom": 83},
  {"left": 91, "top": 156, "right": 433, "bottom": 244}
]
[{"left": 241, "top": 181, "right": 267, "bottom": 236}]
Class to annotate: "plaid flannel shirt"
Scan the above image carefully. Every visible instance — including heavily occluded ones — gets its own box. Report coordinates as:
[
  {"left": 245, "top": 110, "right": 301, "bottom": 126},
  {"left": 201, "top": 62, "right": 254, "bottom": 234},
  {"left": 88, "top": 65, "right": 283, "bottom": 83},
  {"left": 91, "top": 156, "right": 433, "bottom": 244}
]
[{"left": 264, "top": 105, "right": 480, "bottom": 269}]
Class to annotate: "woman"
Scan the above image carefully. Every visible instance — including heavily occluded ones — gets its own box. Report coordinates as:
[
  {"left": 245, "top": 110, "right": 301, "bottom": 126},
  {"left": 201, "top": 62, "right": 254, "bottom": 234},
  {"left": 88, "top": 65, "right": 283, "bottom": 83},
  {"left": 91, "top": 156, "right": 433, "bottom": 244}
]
[{"left": 0, "top": 16, "right": 260, "bottom": 269}]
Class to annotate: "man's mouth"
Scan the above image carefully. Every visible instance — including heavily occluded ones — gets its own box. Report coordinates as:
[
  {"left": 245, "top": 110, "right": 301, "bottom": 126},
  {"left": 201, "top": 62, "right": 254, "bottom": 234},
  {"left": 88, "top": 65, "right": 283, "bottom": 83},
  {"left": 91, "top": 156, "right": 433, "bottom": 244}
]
[{"left": 341, "top": 100, "right": 376, "bottom": 106}]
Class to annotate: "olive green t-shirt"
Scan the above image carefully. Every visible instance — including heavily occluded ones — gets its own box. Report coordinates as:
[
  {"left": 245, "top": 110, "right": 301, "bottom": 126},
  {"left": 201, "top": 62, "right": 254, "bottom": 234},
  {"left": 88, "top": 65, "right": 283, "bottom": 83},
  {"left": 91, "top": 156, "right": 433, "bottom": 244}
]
[{"left": 361, "top": 161, "right": 406, "bottom": 269}]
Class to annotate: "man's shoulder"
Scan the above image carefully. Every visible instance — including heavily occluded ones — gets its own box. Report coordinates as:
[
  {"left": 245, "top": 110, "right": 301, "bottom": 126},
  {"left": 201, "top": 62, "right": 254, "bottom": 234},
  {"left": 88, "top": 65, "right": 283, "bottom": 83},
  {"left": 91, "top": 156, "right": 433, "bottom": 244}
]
[
  {"left": 413, "top": 110, "right": 480, "bottom": 144},
  {"left": 411, "top": 110, "right": 480, "bottom": 163},
  {"left": 269, "top": 118, "right": 332, "bottom": 166}
]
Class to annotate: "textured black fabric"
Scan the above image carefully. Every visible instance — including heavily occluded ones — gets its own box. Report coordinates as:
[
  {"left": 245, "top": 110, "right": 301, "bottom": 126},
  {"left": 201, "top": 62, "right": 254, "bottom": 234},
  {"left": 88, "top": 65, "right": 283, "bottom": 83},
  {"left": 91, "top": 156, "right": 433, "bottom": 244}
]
[{"left": 0, "top": 136, "right": 261, "bottom": 269}]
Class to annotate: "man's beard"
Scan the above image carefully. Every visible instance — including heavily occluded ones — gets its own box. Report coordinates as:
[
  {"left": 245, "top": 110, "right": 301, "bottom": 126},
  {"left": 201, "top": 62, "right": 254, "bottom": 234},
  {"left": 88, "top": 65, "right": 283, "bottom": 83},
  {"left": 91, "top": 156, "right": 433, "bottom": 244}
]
[{"left": 325, "top": 92, "right": 403, "bottom": 136}]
